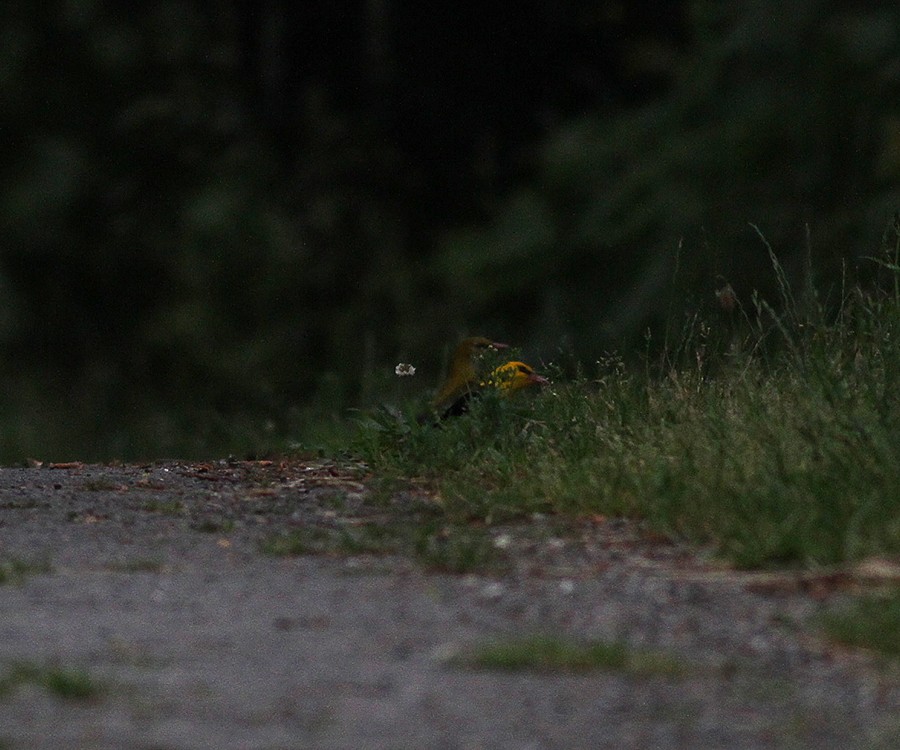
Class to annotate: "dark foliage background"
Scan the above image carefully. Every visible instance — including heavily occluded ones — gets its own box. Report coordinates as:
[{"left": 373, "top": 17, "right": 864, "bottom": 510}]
[{"left": 1, "top": 1, "right": 899, "bottom": 459}]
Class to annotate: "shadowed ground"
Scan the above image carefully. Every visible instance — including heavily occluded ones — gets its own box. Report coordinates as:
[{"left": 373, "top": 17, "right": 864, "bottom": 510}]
[{"left": 0, "top": 460, "right": 897, "bottom": 749}]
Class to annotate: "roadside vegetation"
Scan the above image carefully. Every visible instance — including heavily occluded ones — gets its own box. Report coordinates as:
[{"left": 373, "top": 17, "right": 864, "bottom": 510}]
[
  {"left": 0, "top": 662, "right": 101, "bottom": 701},
  {"left": 821, "top": 590, "right": 900, "bottom": 658},
  {"left": 0, "top": 557, "right": 52, "bottom": 586},
  {"left": 354, "top": 233, "right": 900, "bottom": 573},
  {"left": 454, "top": 634, "right": 687, "bottom": 676}
]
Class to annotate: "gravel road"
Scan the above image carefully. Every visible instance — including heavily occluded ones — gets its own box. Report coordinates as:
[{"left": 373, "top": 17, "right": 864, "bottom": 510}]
[{"left": 0, "top": 459, "right": 897, "bottom": 749}]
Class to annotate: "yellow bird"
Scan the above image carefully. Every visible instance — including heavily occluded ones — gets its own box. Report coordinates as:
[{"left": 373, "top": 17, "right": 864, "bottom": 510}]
[
  {"left": 432, "top": 336, "right": 509, "bottom": 418},
  {"left": 431, "top": 338, "right": 548, "bottom": 419}
]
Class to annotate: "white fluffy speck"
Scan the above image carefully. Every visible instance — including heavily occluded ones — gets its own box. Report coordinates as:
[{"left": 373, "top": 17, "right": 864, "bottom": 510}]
[{"left": 481, "top": 582, "right": 505, "bottom": 599}]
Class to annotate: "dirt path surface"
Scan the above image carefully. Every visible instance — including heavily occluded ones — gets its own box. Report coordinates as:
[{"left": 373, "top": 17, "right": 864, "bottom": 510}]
[{"left": 0, "top": 459, "right": 897, "bottom": 749}]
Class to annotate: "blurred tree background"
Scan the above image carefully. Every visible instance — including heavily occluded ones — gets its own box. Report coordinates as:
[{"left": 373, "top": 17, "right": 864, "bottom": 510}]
[{"left": 1, "top": 0, "right": 899, "bottom": 460}]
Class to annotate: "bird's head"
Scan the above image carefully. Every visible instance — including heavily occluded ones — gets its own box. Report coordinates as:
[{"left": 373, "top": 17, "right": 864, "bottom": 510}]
[{"left": 483, "top": 361, "right": 550, "bottom": 392}]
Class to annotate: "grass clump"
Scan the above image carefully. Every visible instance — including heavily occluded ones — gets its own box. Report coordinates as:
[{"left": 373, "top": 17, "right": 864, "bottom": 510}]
[
  {"left": 141, "top": 500, "right": 185, "bottom": 516},
  {"left": 0, "top": 662, "right": 102, "bottom": 701},
  {"left": 821, "top": 589, "right": 900, "bottom": 658},
  {"left": 411, "top": 521, "right": 507, "bottom": 573},
  {"left": 457, "top": 634, "right": 685, "bottom": 675},
  {"left": 260, "top": 519, "right": 507, "bottom": 573},
  {"left": 191, "top": 517, "right": 235, "bottom": 534},
  {"left": 261, "top": 524, "right": 401, "bottom": 558},
  {"left": 355, "top": 236, "right": 900, "bottom": 570},
  {"left": 0, "top": 558, "right": 52, "bottom": 585}
]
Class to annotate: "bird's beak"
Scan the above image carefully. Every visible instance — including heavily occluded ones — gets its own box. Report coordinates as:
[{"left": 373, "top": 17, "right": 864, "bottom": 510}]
[
  {"left": 529, "top": 372, "right": 550, "bottom": 386},
  {"left": 490, "top": 341, "right": 510, "bottom": 350}
]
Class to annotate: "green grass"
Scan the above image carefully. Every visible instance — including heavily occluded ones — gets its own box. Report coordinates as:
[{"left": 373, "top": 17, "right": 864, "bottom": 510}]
[
  {"left": 355, "top": 244, "right": 900, "bottom": 570},
  {"left": 261, "top": 525, "right": 399, "bottom": 557},
  {"left": 411, "top": 521, "right": 506, "bottom": 573},
  {"left": 0, "top": 662, "right": 102, "bottom": 701},
  {"left": 821, "top": 589, "right": 900, "bottom": 658},
  {"left": 141, "top": 500, "right": 186, "bottom": 516},
  {"left": 456, "top": 634, "right": 686, "bottom": 675},
  {"left": 260, "top": 519, "right": 507, "bottom": 573},
  {"left": 191, "top": 517, "right": 235, "bottom": 533},
  {"left": 0, "top": 558, "right": 52, "bottom": 585}
]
